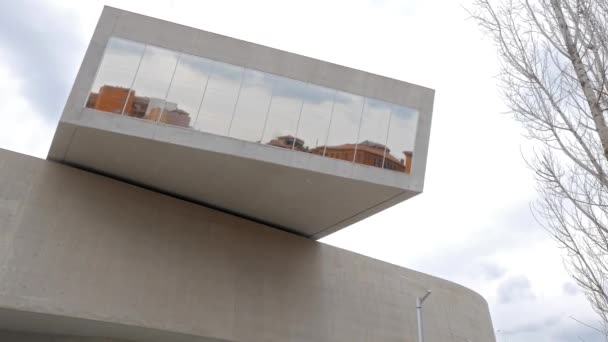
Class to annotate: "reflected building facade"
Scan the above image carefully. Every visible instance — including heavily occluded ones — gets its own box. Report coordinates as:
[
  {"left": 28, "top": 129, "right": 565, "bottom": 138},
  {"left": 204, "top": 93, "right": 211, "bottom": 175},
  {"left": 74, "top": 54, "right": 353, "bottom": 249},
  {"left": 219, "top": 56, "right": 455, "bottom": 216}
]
[
  {"left": 88, "top": 85, "right": 192, "bottom": 127},
  {"left": 311, "top": 141, "right": 413, "bottom": 173}
]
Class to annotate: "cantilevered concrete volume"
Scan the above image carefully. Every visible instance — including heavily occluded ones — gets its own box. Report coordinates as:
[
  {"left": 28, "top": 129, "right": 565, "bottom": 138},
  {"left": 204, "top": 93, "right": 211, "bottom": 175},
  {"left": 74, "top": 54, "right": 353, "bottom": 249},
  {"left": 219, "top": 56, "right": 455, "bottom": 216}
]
[{"left": 48, "top": 6, "right": 435, "bottom": 239}]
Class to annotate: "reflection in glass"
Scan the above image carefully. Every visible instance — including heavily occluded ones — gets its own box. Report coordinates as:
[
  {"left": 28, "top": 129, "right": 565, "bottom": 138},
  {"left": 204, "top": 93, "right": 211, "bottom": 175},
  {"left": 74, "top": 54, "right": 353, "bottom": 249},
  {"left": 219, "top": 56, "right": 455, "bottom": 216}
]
[
  {"left": 229, "top": 69, "right": 274, "bottom": 142},
  {"left": 354, "top": 99, "right": 391, "bottom": 169},
  {"left": 194, "top": 61, "right": 244, "bottom": 136},
  {"left": 86, "top": 38, "right": 145, "bottom": 114},
  {"left": 294, "top": 84, "right": 335, "bottom": 153},
  {"left": 385, "top": 105, "right": 418, "bottom": 173},
  {"left": 124, "top": 46, "right": 180, "bottom": 122},
  {"left": 262, "top": 77, "right": 307, "bottom": 150},
  {"left": 160, "top": 54, "right": 212, "bottom": 128},
  {"left": 85, "top": 38, "right": 419, "bottom": 174},
  {"left": 318, "top": 92, "right": 365, "bottom": 162}
]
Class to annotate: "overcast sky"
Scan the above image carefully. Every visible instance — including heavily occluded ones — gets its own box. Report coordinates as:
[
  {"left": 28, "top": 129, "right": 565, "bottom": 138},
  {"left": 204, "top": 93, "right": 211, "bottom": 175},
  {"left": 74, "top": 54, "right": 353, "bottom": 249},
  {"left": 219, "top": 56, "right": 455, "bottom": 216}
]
[{"left": 0, "top": 0, "right": 605, "bottom": 341}]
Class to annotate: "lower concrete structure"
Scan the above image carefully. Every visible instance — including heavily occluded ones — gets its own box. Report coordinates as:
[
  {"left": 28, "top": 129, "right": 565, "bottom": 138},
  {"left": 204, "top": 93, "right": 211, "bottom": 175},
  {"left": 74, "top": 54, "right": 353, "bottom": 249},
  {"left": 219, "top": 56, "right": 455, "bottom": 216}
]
[{"left": 0, "top": 148, "right": 494, "bottom": 341}]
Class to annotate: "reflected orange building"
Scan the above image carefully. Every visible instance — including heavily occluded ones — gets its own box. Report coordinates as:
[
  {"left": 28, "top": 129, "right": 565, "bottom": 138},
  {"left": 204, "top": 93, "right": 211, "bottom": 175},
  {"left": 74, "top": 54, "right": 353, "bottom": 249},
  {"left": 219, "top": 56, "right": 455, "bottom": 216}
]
[
  {"left": 311, "top": 140, "right": 413, "bottom": 173},
  {"left": 90, "top": 86, "right": 134, "bottom": 114},
  {"left": 87, "top": 85, "right": 191, "bottom": 127},
  {"left": 266, "top": 136, "right": 413, "bottom": 173}
]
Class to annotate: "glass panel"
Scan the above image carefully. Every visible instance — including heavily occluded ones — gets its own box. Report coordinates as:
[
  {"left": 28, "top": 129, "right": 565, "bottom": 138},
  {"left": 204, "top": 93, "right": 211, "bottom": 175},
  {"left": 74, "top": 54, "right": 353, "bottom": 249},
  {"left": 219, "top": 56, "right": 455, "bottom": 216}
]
[
  {"left": 194, "top": 61, "right": 244, "bottom": 136},
  {"left": 160, "top": 54, "right": 213, "bottom": 128},
  {"left": 228, "top": 69, "right": 274, "bottom": 142},
  {"left": 124, "top": 46, "right": 180, "bottom": 122},
  {"left": 295, "top": 84, "right": 335, "bottom": 154},
  {"left": 385, "top": 105, "right": 418, "bottom": 173},
  {"left": 86, "top": 38, "right": 414, "bottom": 174},
  {"left": 261, "top": 77, "right": 307, "bottom": 150},
  {"left": 86, "top": 38, "right": 145, "bottom": 114},
  {"left": 323, "top": 92, "right": 365, "bottom": 162},
  {"left": 354, "top": 98, "right": 391, "bottom": 169}
]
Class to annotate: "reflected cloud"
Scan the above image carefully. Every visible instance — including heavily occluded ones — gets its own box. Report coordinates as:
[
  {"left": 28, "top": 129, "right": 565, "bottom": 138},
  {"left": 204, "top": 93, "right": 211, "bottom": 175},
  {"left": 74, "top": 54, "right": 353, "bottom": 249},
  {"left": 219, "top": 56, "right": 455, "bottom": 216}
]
[
  {"left": 272, "top": 80, "right": 335, "bottom": 104},
  {"left": 107, "top": 37, "right": 147, "bottom": 58},
  {"left": 176, "top": 52, "right": 243, "bottom": 82}
]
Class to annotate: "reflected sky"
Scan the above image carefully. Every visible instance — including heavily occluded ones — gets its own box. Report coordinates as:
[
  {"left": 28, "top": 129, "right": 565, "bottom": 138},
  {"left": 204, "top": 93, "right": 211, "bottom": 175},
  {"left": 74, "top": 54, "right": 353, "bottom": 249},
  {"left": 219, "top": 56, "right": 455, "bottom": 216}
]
[
  {"left": 261, "top": 75, "right": 306, "bottom": 145},
  {"left": 358, "top": 98, "right": 392, "bottom": 147},
  {"left": 229, "top": 69, "right": 273, "bottom": 142},
  {"left": 193, "top": 62, "right": 243, "bottom": 135},
  {"left": 325, "top": 92, "right": 365, "bottom": 155},
  {"left": 90, "top": 38, "right": 144, "bottom": 93},
  {"left": 295, "top": 84, "right": 335, "bottom": 150},
  {"left": 178, "top": 52, "right": 243, "bottom": 82},
  {"left": 163, "top": 53, "right": 210, "bottom": 123},
  {"left": 126, "top": 45, "right": 180, "bottom": 117},
  {"left": 385, "top": 105, "right": 418, "bottom": 161}
]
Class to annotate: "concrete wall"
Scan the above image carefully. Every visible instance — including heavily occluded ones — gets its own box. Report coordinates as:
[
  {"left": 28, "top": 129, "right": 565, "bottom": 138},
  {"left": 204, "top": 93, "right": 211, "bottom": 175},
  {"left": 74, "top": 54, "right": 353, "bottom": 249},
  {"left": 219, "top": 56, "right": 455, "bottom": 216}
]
[{"left": 0, "top": 149, "right": 494, "bottom": 342}]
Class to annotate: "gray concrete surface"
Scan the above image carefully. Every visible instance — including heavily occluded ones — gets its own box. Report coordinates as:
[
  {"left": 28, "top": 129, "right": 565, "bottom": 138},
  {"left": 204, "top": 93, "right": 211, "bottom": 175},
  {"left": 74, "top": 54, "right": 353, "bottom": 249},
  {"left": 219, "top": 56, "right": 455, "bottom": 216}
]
[
  {"left": 0, "top": 309, "right": 228, "bottom": 342},
  {"left": 59, "top": 119, "right": 416, "bottom": 238},
  {"left": 0, "top": 330, "right": 128, "bottom": 342},
  {"left": 47, "top": 6, "right": 435, "bottom": 238},
  {"left": 0, "top": 149, "right": 494, "bottom": 342}
]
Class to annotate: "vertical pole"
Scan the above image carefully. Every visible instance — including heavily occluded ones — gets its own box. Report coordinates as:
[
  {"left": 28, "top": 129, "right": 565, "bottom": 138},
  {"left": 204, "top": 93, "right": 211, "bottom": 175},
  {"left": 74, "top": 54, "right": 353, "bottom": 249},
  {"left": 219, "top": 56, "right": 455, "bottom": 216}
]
[
  {"left": 416, "top": 290, "right": 431, "bottom": 342},
  {"left": 417, "top": 297, "right": 424, "bottom": 342}
]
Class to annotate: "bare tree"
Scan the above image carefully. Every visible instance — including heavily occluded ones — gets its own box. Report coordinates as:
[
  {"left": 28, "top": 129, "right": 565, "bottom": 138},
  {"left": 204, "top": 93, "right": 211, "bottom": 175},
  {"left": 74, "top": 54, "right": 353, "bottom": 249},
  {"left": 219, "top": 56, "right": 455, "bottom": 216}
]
[{"left": 470, "top": 0, "right": 608, "bottom": 335}]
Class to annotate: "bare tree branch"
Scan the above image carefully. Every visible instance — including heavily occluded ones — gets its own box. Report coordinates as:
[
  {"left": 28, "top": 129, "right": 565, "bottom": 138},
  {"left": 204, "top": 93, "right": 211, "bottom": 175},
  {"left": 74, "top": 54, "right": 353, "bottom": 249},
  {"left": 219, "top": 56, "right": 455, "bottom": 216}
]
[{"left": 470, "top": 0, "right": 608, "bottom": 335}]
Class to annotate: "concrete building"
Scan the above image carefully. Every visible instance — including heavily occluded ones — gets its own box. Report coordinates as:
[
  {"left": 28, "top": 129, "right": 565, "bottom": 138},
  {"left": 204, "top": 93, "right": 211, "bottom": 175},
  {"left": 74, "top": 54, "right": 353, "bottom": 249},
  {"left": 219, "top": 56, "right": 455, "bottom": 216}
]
[{"left": 0, "top": 6, "right": 495, "bottom": 342}]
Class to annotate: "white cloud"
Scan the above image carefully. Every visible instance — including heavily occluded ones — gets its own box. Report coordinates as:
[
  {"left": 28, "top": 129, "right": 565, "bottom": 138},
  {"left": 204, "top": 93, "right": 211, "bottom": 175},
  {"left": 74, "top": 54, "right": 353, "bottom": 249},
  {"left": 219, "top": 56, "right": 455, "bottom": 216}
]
[
  {"left": 497, "top": 276, "right": 536, "bottom": 304},
  {"left": 0, "top": 64, "right": 54, "bottom": 158}
]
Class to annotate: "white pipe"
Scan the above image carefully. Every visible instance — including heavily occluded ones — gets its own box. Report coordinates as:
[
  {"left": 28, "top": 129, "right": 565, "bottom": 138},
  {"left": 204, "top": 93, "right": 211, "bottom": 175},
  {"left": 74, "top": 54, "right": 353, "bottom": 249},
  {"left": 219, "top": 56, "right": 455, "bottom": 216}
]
[
  {"left": 416, "top": 297, "right": 424, "bottom": 342},
  {"left": 417, "top": 290, "right": 431, "bottom": 342}
]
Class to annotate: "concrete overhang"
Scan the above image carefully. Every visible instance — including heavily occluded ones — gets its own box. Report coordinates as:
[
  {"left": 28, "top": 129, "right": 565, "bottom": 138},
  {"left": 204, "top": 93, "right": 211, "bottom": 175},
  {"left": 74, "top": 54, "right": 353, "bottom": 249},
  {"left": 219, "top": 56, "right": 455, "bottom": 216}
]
[{"left": 48, "top": 6, "right": 434, "bottom": 238}]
